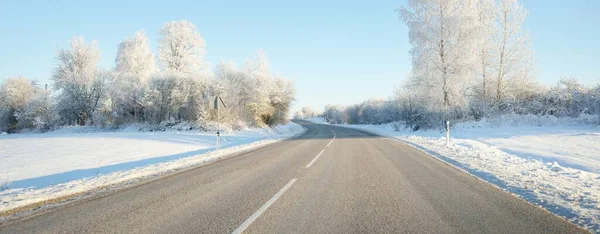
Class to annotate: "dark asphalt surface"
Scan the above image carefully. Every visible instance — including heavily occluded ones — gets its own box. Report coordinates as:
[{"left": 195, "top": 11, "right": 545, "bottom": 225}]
[{"left": 0, "top": 120, "right": 587, "bottom": 233}]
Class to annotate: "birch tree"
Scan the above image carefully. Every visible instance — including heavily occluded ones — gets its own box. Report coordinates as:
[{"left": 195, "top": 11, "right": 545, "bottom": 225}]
[
  {"left": 493, "top": 0, "right": 532, "bottom": 103},
  {"left": 475, "top": 0, "right": 495, "bottom": 102},
  {"left": 400, "top": 0, "right": 481, "bottom": 119}
]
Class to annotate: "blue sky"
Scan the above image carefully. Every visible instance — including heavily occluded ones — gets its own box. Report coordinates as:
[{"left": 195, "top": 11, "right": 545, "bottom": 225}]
[{"left": 0, "top": 0, "right": 598, "bottom": 112}]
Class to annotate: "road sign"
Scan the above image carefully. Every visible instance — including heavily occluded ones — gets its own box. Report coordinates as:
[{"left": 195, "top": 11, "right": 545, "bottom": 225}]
[
  {"left": 214, "top": 96, "right": 227, "bottom": 110},
  {"left": 214, "top": 96, "right": 227, "bottom": 149}
]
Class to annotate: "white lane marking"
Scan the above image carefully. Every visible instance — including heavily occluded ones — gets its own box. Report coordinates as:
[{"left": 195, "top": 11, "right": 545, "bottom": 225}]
[
  {"left": 231, "top": 178, "right": 298, "bottom": 234},
  {"left": 305, "top": 149, "right": 325, "bottom": 168},
  {"left": 305, "top": 128, "right": 336, "bottom": 168},
  {"left": 325, "top": 128, "right": 336, "bottom": 148}
]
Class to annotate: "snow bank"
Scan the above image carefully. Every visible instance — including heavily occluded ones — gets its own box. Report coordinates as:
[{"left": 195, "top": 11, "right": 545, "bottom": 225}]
[
  {"left": 319, "top": 121, "right": 600, "bottom": 232},
  {"left": 0, "top": 122, "right": 304, "bottom": 215}
]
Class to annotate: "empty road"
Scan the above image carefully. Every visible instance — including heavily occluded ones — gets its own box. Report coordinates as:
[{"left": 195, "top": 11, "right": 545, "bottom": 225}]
[{"left": 0, "top": 120, "right": 586, "bottom": 233}]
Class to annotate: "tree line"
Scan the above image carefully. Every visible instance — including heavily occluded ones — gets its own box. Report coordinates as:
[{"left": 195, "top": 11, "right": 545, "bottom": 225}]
[
  {"left": 0, "top": 20, "right": 295, "bottom": 133},
  {"left": 319, "top": 0, "right": 600, "bottom": 129}
]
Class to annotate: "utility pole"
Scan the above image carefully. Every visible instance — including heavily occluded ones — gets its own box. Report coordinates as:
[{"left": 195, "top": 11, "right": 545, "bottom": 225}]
[{"left": 214, "top": 96, "right": 227, "bottom": 150}]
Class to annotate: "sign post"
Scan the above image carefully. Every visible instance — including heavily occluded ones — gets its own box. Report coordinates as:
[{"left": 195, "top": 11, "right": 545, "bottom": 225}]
[{"left": 214, "top": 96, "right": 227, "bottom": 150}]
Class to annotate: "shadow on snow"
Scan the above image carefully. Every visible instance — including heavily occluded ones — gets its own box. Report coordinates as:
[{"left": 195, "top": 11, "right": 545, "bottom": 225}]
[{"left": 7, "top": 121, "right": 375, "bottom": 190}]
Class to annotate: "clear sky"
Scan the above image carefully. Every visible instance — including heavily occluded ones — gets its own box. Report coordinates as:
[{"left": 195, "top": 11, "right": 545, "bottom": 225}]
[{"left": 1, "top": 0, "right": 599, "bottom": 113}]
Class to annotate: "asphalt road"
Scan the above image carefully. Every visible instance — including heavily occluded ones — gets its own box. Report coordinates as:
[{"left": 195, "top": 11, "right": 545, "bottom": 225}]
[{"left": 0, "top": 120, "right": 587, "bottom": 233}]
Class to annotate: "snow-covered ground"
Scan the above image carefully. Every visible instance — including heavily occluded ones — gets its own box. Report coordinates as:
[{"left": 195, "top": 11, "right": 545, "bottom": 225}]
[
  {"left": 306, "top": 118, "right": 600, "bottom": 232},
  {"left": 0, "top": 122, "right": 304, "bottom": 215},
  {"left": 465, "top": 129, "right": 600, "bottom": 173},
  {"left": 301, "top": 117, "right": 327, "bottom": 124}
]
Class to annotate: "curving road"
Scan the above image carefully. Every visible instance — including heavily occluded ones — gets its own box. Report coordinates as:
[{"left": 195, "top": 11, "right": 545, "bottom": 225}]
[{"left": 0, "top": 120, "right": 587, "bottom": 233}]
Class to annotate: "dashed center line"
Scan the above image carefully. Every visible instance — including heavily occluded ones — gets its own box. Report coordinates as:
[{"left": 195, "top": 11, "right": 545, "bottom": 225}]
[
  {"left": 231, "top": 178, "right": 297, "bottom": 234},
  {"left": 326, "top": 129, "right": 336, "bottom": 148},
  {"left": 305, "top": 149, "right": 325, "bottom": 168},
  {"left": 305, "top": 128, "right": 336, "bottom": 168},
  {"left": 232, "top": 127, "right": 337, "bottom": 233}
]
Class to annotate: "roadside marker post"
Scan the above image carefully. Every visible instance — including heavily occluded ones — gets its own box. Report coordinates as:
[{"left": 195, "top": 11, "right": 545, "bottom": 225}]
[
  {"left": 445, "top": 120, "right": 450, "bottom": 146},
  {"left": 213, "top": 96, "right": 227, "bottom": 150}
]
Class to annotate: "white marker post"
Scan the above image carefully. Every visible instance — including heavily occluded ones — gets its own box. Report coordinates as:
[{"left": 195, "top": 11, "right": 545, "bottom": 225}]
[
  {"left": 213, "top": 96, "right": 227, "bottom": 150},
  {"left": 445, "top": 120, "right": 450, "bottom": 146}
]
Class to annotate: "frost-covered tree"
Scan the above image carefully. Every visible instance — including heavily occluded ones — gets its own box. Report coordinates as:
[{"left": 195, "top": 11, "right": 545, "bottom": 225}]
[
  {"left": 52, "top": 37, "right": 109, "bottom": 125},
  {"left": 176, "top": 75, "right": 212, "bottom": 123},
  {"left": 268, "top": 77, "right": 296, "bottom": 125},
  {"left": 0, "top": 77, "right": 35, "bottom": 112},
  {"left": 153, "top": 20, "right": 213, "bottom": 125},
  {"left": 115, "top": 31, "right": 157, "bottom": 79},
  {"left": 0, "top": 78, "right": 57, "bottom": 132},
  {"left": 298, "top": 106, "right": 316, "bottom": 118},
  {"left": 0, "top": 77, "right": 36, "bottom": 132},
  {"left": 16, "top": 86, "right": 58, "bottom": 131},
  {"left": 112, "top": 31, "right": 157, "bottom": 123},
  {"left": 474, "top": 0, "right": 495, "bottom": 102},
  {"left": 493, "top": 0, "right": 533, "bottom": 103},
  {"left": 145, "top": 75, "right": 173, "bottom": 123},
  {"left": 1, "top": 21, "right": 300, "bottom": 131},
  {"left": 343, "top": 99, "right": 399, "bottom": 125},
  {"left": 543, "top": 78, "right": 590, "bottom": 117},
  {"left": 589, "top": 85, "right": 600, "bottom": 125},
  {"left": 158, "top": 20, "right": 206, "bottom": 75},
  {"left": 214, "top": 52, "right": 296, "bottom": 127},
  {"left": 400, "top": 0, "right": 481, "bottom": 118},
  {"left": 323, "top": 105, "right": 346, "bottom": 124},
  {"left": 212, "top": 50, "right": 297, "bottom": 127},
  {"left": 242, "top": 50, "right": 275, "bottom": 125},
  {"left": 214, "top": 60, "right": 253, "bottom": 126},
  {"left": 143, "top": 72, "right": 212, "bottom": 124}
]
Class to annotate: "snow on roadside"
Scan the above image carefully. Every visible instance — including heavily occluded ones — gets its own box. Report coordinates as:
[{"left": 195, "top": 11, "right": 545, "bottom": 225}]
[
  {"left": 301, "top": 117, "right": 327, "bottom": 124},
  {"left": 469, "top": 130, "right": 600, "bottom": 173},
  {"left": 325, "top": 122, "right": 600, "bottom": 232},
  {"left": 0, "top": 122, "right": 305, "bottom": 216}
]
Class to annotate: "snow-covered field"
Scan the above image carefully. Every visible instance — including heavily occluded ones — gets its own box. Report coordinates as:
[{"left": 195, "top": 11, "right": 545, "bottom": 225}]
[
  {"left": 469, "top": 129, "right": 600, "bottom": 173},
  {"left": 0, "top": 122, "right": 304, "bottom": 215},
  {"left": 307, "top": 118, "right": 600, "bottom": 232}
]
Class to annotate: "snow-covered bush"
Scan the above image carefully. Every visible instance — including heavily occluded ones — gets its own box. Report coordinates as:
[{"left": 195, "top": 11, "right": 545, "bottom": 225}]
[
  {"left": 0, "top": 20, "right": 293, "bottom": 133},
  {"left": 0, "top": 77, "right": 34, "bottom": 132},
  {"left": 110, "top": 31, "right": 156, "bottom": 125},
  {"left": 323, "top": 105, "right": 346, "bottom": 124},
  {"left": 52, "top": 37, "right": 111, "bottom": 126},
  {"left": 295, "top": 106, "right": 317, "bottom": 119},
  {"left": 0, "top": 77, "right": 57, "bottom": 132},
  {"left": 326, "top": 75, "right": 600, "bottom": 131},
  {"left": 344, "top": 99, "right": 400, "bottom": 125}
]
